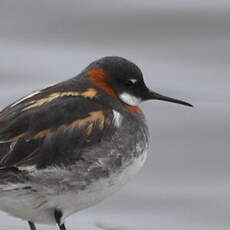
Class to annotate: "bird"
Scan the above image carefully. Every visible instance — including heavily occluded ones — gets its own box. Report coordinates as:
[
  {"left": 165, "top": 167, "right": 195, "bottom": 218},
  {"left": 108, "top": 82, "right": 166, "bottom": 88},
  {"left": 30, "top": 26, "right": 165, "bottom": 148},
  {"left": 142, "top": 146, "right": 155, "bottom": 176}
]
[{"left": 0, "top": 56, "right": 192, "bottom": 230}]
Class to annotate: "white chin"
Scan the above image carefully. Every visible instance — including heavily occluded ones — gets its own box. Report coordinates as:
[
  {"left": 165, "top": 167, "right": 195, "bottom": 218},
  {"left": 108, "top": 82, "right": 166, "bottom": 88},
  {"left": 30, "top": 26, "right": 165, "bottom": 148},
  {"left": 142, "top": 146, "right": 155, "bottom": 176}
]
[{"left": 119, "top": 92, "right": 142, "bottom": 106}]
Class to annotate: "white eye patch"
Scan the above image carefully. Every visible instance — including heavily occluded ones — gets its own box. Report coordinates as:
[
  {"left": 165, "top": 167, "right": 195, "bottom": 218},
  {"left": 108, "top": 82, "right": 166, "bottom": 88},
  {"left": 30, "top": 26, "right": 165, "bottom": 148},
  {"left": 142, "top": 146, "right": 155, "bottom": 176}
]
[
  {"left": 119, "top": 92, "right": 141, "bottom": 106},
  {"left": 129, "top": 79, "right": 137, "bottom": 84}
]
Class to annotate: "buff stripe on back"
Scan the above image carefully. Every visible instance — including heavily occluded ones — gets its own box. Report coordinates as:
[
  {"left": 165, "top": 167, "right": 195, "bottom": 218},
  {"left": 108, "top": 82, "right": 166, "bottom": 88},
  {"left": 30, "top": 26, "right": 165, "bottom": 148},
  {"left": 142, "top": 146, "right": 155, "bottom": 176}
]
[{"left": 22, "top": 88, "right": 98, "bottom": 111}]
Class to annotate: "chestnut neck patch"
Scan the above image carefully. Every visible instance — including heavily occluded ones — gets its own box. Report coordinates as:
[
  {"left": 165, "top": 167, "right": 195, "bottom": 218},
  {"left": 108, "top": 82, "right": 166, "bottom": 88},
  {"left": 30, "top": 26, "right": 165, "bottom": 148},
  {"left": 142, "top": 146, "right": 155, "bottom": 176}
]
[{"left": 88, "top": 68, "right": 143, "bottom": 114}]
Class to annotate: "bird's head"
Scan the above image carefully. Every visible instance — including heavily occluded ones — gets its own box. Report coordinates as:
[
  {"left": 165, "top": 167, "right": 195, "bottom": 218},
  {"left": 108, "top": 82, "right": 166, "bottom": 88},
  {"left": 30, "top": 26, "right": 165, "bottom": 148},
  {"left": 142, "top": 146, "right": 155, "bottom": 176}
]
[{"left": 86, "top": 56, "right": 193, "bottom": 108}]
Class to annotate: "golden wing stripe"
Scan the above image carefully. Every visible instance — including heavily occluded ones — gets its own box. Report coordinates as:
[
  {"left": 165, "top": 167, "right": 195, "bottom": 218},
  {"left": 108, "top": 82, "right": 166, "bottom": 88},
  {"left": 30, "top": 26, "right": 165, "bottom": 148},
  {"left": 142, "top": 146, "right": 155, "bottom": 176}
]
[{"left": 23, "top": 88, "right": 98, "bottom": 111}]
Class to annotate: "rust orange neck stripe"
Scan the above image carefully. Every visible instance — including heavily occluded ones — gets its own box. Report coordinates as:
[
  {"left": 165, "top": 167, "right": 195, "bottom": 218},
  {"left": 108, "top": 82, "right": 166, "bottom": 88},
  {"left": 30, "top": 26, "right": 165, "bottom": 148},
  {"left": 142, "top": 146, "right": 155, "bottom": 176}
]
[
  {"left": 88, "top": 69, "right": 117, "bottom": 98},
  {"left": 88, "top": 68, "right": 143, "bottom": 114},
  {"left": 125, "top": 104, "right": 143, "bottom": 114}
]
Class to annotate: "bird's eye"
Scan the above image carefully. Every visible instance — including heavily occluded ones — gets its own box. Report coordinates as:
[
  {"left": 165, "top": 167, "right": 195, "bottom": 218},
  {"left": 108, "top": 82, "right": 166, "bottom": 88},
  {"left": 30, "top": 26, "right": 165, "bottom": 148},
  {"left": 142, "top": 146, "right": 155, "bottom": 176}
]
[{"left": 125, "top": 79, "right": 137, "bottom": 87}]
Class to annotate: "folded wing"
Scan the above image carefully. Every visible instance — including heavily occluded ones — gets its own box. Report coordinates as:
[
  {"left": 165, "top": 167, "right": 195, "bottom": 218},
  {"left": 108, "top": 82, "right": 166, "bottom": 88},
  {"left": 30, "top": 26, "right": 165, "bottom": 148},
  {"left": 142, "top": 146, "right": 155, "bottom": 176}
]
[{"left": 0, "top": 85, "right": 115, "bottom": 169}]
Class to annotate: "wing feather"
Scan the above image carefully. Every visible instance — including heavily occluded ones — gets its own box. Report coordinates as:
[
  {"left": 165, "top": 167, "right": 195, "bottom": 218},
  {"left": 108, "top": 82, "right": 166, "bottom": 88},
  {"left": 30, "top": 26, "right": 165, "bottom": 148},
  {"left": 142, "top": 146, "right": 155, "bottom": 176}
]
[{"left": 0, "top": 85, "right": 115, "bottom": 169}]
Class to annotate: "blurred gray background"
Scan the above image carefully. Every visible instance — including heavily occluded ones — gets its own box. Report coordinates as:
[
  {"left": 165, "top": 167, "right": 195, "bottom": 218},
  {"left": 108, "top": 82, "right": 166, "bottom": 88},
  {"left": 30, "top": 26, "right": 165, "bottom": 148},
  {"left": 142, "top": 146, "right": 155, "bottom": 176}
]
[{"left": 0, "top": 1, "right": 230, "bottom": 229}]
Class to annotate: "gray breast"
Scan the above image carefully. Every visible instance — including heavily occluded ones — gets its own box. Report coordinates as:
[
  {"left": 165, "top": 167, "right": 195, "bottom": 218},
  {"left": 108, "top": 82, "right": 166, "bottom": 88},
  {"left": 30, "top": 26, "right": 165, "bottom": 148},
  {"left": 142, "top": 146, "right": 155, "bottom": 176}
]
[{"left": 67, "top": 111, "right": 149, "bottom": 188}]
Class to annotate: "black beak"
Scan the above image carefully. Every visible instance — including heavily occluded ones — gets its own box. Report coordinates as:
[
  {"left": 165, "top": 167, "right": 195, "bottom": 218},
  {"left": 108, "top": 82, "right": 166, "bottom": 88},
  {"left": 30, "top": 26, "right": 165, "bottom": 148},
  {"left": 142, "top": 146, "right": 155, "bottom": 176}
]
[{"left": 148, "top": 90, "right": 193, "bottom": 107}]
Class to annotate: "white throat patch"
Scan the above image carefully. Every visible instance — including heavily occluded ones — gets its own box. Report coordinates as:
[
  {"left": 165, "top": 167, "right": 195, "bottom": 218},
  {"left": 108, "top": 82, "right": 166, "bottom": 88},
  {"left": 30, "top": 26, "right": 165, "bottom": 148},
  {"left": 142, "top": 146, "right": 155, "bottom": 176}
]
[{"left": 119, "top": 92, "right": 141, "bottom": 106}]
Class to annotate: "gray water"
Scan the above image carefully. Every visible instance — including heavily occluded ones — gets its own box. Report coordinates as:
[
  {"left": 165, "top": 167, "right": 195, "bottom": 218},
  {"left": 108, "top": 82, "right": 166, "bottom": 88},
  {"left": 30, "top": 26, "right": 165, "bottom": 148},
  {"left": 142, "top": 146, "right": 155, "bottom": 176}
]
[{"left": 0, "top": 1, "right": 230, "bottom": 229}]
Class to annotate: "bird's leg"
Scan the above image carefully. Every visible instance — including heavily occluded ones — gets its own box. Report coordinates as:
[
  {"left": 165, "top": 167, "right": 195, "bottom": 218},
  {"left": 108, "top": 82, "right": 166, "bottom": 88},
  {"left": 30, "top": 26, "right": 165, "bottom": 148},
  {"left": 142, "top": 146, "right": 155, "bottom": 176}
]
[
  {"left": 28, "top": 221, "right": 36, "bottom": 230},
  {"left": 54, "top": 209, "right": 67, "bottom": 230}
]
